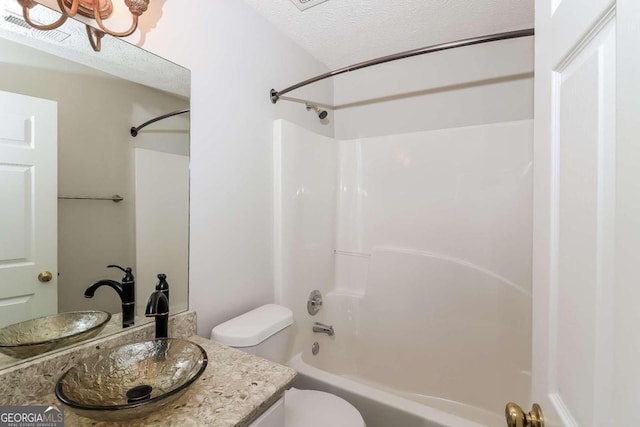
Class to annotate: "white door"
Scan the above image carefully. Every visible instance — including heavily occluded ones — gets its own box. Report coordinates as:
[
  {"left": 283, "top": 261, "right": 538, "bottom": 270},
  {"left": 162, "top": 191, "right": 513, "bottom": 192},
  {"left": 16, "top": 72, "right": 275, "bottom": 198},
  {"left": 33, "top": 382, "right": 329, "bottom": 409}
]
[
  {"left": 0, "top": 90, "right": 57, "bottom": 327},
  {"left": 532, "top": 0, "right": 639, "bottom": 426}
]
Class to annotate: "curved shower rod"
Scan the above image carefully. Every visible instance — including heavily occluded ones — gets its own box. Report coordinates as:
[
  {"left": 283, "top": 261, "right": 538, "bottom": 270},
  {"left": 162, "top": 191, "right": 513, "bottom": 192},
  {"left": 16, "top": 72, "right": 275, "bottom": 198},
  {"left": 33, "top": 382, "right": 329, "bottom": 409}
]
[
  {"left": 131, "top": 109, "right": 190, "bottom": 137},
  {"left": 270, "top": 28, "right": 535, "bottom": 104}
]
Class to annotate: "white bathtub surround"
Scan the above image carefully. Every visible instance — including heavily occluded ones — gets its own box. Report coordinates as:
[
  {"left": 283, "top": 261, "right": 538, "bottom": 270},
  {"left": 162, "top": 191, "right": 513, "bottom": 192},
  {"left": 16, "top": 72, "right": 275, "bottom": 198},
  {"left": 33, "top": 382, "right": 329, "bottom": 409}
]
[
  {"left": 333, "top": 250, "right": 369, "bottom": 297},
  {"left": 274, "top": 118, "right": 532, "bottom": 425},
  {"left": 301, "top": 261, "right": 530, "bottom": 426},
  {"left": 335, "top": 120, "right": 533, "bottom": 297},
  {"left": 273, "top": 120, "right": 337, "bottom": 356},
  {"left": 135, "top": 148, "right": 190, "bottom": 316}
]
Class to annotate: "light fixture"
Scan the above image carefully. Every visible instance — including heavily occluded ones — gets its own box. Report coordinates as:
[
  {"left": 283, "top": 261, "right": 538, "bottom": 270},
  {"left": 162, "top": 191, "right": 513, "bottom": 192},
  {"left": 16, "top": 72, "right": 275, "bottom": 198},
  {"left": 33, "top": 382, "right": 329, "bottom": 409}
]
[{"left": 17, "top": 0, "right": 149, "bottom": 52}]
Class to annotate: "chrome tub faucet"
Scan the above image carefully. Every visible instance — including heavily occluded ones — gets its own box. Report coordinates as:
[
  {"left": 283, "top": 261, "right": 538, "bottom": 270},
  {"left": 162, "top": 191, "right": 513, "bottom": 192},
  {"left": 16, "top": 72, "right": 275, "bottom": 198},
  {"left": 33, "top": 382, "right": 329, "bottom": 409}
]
[{"left": 313, "top": 322, "right": 334, "bottom": 336}]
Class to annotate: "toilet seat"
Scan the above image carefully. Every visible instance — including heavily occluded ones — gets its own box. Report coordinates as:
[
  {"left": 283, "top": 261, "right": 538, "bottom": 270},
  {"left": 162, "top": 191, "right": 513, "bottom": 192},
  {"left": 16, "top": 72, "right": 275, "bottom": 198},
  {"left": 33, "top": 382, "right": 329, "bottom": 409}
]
[{"left": 285, "top": 388, "right": 365, "bottom": 427}]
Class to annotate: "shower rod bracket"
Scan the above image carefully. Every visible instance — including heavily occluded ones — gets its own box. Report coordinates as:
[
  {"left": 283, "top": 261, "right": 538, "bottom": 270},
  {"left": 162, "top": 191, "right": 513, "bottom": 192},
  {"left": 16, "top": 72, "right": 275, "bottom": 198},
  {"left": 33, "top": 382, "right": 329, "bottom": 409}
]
[
  {"left": 270, "top": 89, "right": 280, "bottom": 104},
  {"left": 269, "top": 28, "right": 534, "bottom": 105}
]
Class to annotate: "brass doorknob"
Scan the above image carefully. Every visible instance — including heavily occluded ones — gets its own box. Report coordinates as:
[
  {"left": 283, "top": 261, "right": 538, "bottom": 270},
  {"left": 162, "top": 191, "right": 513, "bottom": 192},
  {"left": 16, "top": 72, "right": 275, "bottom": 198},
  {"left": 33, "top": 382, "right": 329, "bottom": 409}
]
[
  {"left": 38, "top": 271, "right": 53, "bottom": 283},
  {"left": 505, "top": 402, "right": 544, "bottom": 427}
]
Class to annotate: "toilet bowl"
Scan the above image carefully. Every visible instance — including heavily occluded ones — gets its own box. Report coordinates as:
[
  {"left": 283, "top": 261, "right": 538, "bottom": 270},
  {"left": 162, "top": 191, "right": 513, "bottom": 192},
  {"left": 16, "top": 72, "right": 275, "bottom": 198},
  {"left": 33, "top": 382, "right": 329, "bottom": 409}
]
[
  {"left": 211, "top": 304, "right": 365, "bottom": 427},
  {"left": 285, "top": 387, "right": 365, "bottom": 427}
]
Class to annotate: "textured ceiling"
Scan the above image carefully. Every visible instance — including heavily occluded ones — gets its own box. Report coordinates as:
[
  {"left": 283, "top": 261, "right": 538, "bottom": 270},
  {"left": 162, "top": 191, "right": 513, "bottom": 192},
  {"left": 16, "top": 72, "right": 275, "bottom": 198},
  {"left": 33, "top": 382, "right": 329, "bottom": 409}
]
[{"left": 242, "top": 0, "right": 534, "bottom": 69}]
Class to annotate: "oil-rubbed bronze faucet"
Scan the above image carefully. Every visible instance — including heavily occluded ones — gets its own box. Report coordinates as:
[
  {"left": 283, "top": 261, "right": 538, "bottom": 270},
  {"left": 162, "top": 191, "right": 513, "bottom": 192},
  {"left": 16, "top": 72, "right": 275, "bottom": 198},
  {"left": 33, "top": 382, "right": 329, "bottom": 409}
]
[
  {"left": 84, "top": 265, "right": 135, "bottom": 328},
  {"left": 145, "top": 274, "right": 170, "bottom": 339}
]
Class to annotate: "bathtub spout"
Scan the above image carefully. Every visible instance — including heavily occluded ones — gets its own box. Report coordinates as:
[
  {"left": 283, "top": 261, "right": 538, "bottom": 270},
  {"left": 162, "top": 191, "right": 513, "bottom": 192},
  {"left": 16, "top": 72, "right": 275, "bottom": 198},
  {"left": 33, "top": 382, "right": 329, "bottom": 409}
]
[{"left": 313, "top": 322, "right": 335, "bottom": 336}]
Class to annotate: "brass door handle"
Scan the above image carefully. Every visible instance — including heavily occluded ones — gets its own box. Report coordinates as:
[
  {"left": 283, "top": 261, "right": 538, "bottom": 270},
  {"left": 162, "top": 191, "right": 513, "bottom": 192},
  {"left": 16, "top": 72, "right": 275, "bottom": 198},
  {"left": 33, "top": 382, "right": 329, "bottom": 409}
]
[
  {"left": 38, "top": 271, "right": 53, "bottom": 283},
  {"left": 505, "top": 402, "right": 544, "bottom": 427}
]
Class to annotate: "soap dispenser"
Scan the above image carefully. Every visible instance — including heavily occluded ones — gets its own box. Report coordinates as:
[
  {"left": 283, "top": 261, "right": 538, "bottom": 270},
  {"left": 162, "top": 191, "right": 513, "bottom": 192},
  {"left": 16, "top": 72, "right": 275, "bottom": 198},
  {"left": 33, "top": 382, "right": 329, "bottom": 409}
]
[{"left": 155, "top": 273, "right": 169, "bottom": 304}]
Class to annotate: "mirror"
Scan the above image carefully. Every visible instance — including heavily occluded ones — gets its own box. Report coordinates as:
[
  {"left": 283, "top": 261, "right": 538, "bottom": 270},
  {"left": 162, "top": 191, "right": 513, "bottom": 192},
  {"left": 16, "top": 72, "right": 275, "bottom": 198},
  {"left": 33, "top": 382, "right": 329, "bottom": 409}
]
[{"left": 0, "top": 1, "right": 190, "bottom": 368}]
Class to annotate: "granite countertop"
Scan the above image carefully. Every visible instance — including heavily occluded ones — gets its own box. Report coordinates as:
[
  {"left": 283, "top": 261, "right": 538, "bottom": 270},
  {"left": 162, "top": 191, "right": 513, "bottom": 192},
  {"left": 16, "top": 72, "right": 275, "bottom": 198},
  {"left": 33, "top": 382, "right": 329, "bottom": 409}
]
[{"left": 39, "top": 335, "right": 297, "bottom": 427}]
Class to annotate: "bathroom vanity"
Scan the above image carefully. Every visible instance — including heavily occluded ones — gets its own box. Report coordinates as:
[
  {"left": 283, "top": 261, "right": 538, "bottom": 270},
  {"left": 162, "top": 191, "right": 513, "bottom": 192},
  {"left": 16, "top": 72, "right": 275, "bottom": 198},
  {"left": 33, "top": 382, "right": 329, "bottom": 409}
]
[{"left": 0, "top": 312, "right": 296, "bottom": 427}]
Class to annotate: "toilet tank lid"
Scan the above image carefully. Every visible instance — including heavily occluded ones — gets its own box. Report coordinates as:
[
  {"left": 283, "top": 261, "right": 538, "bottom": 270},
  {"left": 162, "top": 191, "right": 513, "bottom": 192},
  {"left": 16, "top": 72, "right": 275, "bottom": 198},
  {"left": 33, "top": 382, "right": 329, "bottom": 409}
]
[{"left": 211, "top": 304, "right": 293, "bottom": 347}]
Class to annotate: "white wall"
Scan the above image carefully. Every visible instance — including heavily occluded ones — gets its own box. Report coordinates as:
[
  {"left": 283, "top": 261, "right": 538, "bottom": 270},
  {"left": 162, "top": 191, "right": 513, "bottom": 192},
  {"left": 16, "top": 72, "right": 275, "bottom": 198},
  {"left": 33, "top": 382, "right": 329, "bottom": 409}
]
[
  {"left": 334, "top": 37, "right": 534, "bottom": 139},
  {"left": 134, "top": 1, "right": 334, "bottom": 336}
]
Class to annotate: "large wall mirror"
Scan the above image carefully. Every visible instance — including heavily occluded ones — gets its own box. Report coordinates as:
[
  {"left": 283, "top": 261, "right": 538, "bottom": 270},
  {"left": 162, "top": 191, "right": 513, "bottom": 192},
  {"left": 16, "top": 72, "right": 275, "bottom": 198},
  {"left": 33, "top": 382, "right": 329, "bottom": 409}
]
[{"left": 0, "top": 1, "right": 190, "bottom": 369}]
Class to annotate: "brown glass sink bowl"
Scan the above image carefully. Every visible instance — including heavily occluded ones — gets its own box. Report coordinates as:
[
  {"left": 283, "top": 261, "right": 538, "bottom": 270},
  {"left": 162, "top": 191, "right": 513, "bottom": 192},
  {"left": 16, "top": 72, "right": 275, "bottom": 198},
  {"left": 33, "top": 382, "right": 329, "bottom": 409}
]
[
  {"left": 55, "top": 338, "right": 208, "bottom": 422},
  {"left": 0, "top": 311, "right": 111, "bottom": 359}
]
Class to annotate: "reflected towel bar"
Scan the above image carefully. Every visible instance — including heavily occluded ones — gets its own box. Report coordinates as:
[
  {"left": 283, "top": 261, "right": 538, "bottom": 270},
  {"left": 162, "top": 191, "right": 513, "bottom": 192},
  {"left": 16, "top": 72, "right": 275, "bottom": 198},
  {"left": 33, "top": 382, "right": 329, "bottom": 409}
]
[
  {"left": 58, "top": 195, "right": 124, "bottom": 202},
  {"left": 131, "top": 109, "right": 190, "bottom": 137}
]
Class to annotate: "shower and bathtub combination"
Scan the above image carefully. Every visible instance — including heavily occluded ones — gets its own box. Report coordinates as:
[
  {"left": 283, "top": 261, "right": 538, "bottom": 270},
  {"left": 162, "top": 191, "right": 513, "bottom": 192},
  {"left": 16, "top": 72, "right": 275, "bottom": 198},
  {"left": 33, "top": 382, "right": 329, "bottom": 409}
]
[{"left": 271, "top": 30, "right": 534, "bottom": 427}]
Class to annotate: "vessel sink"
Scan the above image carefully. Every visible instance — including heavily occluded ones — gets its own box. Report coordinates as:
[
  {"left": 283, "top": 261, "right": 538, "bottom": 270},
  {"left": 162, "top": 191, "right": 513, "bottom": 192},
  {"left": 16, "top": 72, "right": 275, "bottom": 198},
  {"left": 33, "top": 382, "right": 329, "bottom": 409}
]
[
  {"left": 0, "top": 311, "right": 111, "bottom": 359},
  {"left": 55, "top": 338, "right": 208, "bottom": 422}
]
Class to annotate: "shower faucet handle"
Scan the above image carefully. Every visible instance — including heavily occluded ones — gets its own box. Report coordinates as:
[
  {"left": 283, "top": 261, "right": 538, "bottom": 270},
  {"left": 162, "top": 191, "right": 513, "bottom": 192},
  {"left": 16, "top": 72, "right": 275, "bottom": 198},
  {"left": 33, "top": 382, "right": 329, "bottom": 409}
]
[{"left": 307, "top": 290, "right": 323, "bottom": 315}]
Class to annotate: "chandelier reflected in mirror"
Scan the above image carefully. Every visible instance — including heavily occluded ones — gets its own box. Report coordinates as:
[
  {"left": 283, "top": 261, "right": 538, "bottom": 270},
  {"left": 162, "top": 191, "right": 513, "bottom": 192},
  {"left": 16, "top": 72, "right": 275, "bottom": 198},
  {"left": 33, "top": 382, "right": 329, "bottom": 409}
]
[{"left": 17, "top": 0, "right": 149, "bottom": 51}]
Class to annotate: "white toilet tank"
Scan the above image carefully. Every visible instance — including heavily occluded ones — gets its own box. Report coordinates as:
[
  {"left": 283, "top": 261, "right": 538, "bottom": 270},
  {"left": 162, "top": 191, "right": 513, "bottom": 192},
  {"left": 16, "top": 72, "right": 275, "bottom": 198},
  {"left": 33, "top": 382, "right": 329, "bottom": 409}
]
[{"left": 211, "top": 304, "right": 293, "bottom": 365}]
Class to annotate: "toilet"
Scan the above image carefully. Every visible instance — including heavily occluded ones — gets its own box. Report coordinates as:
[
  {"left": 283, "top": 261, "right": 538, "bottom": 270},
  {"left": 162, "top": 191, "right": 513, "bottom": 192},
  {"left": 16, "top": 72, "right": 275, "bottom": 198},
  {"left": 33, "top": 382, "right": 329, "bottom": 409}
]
[{"left": 211, "top": 304, "right": 365, "bottom": 427}]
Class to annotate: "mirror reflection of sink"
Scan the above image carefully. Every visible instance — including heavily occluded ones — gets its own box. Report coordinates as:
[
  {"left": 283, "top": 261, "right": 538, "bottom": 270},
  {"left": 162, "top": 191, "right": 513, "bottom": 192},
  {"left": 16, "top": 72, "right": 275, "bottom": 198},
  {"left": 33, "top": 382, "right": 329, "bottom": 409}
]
[
  {"left": 55, "top": 338, "right": 208, "bottom": 422},
  {"left": 0, "top": 311, "right": 111, "bottom": 359}
]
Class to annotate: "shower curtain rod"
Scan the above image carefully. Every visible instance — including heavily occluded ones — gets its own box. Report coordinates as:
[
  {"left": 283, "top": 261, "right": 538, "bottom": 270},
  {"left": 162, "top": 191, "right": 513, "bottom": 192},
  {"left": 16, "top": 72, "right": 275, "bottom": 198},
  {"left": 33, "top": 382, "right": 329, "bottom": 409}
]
[
  {"left": 270, "top": 28, "right": 534, "bottom": 104},
  {"left": 131, "top": 109, "right": 190, "bottom": 137}
]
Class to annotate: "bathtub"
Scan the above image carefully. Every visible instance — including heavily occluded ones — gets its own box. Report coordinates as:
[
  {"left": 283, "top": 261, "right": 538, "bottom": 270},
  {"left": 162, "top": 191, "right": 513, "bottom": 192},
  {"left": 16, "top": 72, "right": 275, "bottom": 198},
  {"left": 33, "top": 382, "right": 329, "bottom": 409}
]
[
  {"left": 289, "top": 351, "right": 489, "bottom": 427},
  {"left": 284, "top": 249, "right": 531, "bottom": 427}
]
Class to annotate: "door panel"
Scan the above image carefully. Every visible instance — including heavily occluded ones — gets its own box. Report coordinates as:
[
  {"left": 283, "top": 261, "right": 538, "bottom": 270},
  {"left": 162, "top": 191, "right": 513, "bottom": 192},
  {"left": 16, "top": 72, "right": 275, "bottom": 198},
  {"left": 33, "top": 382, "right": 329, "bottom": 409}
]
[
  {"left": 611, "top": 0, "right": 640, "bottom": 424},
  {"left": 0, "top": 165, "right": 32, "bottom": 261},
  {"left": 551, "top": 18, "right": 616, "bottom": 427},
  {"left": 534, "top": 0, "right": 639, "bottom": 425},
  {"left": 0, "top": 90, "right": 57, "bottom": 327}
]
